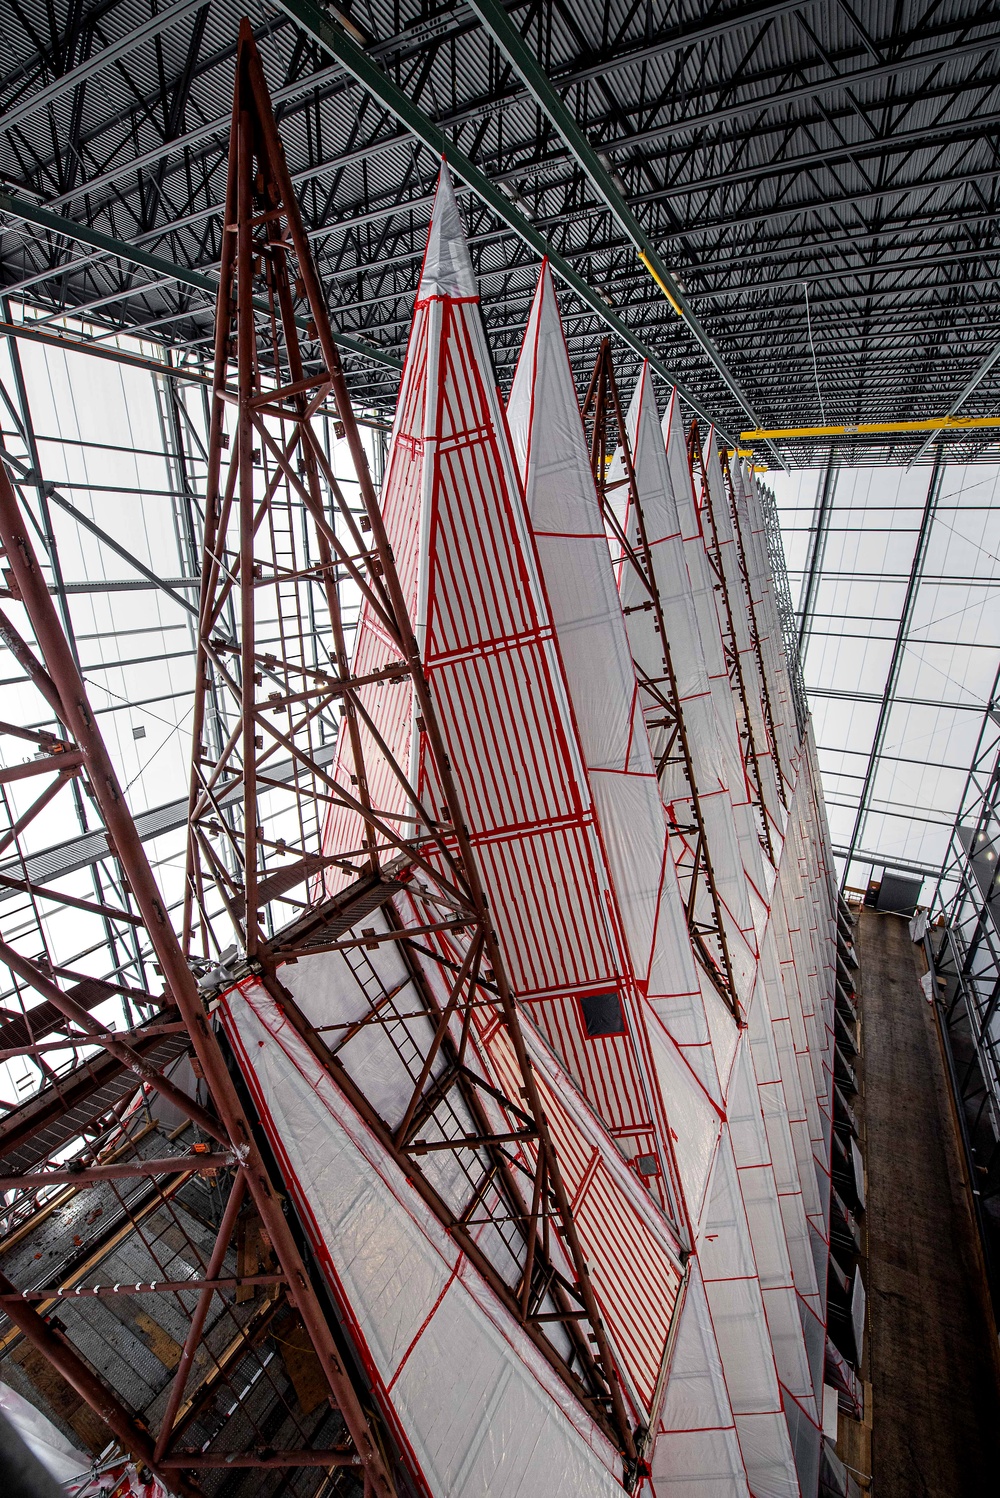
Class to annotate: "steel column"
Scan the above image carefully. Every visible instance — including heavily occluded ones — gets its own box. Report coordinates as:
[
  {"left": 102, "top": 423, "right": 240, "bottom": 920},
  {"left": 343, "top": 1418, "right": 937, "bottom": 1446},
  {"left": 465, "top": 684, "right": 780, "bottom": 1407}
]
[
  {"left": 180, "top": 22, "right": 640, "bottom": 1478},
  {"left": 0, "top": 404, "right": 396, "bottom": 1496},
  {"left": 842, "top": 451, "right": 945, "bottom": 882}
]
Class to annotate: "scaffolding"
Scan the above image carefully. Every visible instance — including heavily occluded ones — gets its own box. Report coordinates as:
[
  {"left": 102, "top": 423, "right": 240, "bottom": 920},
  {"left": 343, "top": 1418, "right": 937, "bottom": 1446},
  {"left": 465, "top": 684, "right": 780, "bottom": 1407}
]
[{"left": 0, "top": 23, "right": 847, "bottom": 1498}]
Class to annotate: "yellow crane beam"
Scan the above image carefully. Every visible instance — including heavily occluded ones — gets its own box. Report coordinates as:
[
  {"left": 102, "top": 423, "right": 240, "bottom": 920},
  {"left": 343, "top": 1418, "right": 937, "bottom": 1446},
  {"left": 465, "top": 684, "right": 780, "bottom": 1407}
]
[
  {"left": 638, "top": 250, "right": 683, "bottom": 317},
  {"left": 740, "top": 415, "right": 1000, "bottom": 440}
]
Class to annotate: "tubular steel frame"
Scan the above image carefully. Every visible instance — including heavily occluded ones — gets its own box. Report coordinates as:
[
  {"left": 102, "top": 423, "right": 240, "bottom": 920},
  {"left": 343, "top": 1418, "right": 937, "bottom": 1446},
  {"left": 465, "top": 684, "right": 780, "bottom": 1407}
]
[
  {"left": 689, "top": 421, "right": 778, "bottom": 868},
  {"left": 180, "top": 21, "right": 639, "bottom": 1481},
  {"left": 0, "top": 450, "right": 398, "bottom": 1491},
  {"left": 581, "top": 337, "right": 741, "bottom": 1021},
  {"left": 4, "top": 2, "right": 1000, "bottom": 450}
]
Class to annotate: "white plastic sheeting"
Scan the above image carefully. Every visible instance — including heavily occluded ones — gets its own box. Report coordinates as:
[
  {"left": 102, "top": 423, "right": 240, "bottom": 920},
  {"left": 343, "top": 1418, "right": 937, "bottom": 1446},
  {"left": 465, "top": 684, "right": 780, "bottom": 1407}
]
[
  {"left": 661, "top": 395, "right": 758, "bottom": 952},
  {"left": 732, "top": 465, "right": 799, "bottom": 792},
  {"left": 698, "top": 1133, "right": 801, "bottom": 1497},
  {"left": 652, "top": 1265, "right": 751, "bottom": 1497},
  {"left": 614, "top": 370, "right": 755, "bottom": 1036},
  {"left": 221, "top": 976, "right": 628, "bottom": 1498},
  {"left": 302, "top": 166, "right": 840, "bottom": 1497},
  {"left": 0, "top": 1380, "right": 91, "bottom": 1486},
  {"left": 506, "top": 264, "right": 728, "bottom": 1205},
  {"left": 0, "top": 1384, "right": 165, "bottom": 1498},
  {"left": 702, "top": 435, "right": 786, "bottom": 865},
  {"left": 274, "top": 897, "right": 687, "bottom": 1421},
  {"left": 603, "top": 365, "right": 823, "bottom": 1489}
]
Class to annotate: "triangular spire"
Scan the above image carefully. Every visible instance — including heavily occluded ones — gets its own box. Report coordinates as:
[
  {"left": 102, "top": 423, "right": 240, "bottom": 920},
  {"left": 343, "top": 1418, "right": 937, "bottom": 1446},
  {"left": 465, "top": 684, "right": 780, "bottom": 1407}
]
[
  {"left": 584, "top": 353, "right": 742, "bottom": 1028},
  {"left": 508, "top": 261, "right": 644, "bottom": 778},
  {"left": 318, "top": 171, "right": 671, "bottom": 1473},
  {"left": 508, "top": 263, "right": 708, "bottom": 1196},
  {"left": 625, "top": 372, "right": 756, "bottom": 1024},
  {"left": 661, "top": 387, "right": 702, "bottom": 541},
  {"left": 659, "top": 394, "right": 760, "bottom": 958},
  {"left": 178, "top": 60, "right": 643, "bottom": 1482},
  {"left": 416, "top": 163, "right": 478, "bottom": 301}
]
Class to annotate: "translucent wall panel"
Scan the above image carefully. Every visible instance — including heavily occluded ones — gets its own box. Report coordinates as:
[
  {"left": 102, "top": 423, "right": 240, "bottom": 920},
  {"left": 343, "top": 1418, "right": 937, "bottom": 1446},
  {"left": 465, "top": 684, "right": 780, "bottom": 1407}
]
[{"left": 773, "top": 461, "right": 1000, "bottom": 898}]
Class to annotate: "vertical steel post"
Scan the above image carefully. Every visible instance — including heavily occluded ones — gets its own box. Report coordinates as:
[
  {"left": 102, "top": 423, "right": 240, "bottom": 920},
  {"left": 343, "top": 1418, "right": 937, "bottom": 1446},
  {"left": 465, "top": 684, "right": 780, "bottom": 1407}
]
[
  {"left": 843, "top": 449, "right": 944, "bottom": 883},
  {"left": 0, "top": 444, "right": 395, "bottom": 1496}
]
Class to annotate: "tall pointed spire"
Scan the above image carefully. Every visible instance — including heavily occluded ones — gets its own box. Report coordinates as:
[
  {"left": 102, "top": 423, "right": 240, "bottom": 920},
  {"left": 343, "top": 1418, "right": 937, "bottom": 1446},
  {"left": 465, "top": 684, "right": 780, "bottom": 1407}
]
[
  {"left": 182, "top": 71, "right": 653, "bottom": 1486},
  {"left": 508, "top": 264, "right": 725, "bottom": 1205},
  {"left": 319, "top": 168, "right": 697, "bottom": 1478},
  {"left": 416, "top": 165, "right": 478, "bottom": 301},
  {"left": 582, "top": 354, "right": 817, "bottom": 1490},
  {"left": 590, "top": 353, "right": 742, "bottom": 1053},
  {"left": 508, "top": 263, "right": 664, "bottom": 968}
]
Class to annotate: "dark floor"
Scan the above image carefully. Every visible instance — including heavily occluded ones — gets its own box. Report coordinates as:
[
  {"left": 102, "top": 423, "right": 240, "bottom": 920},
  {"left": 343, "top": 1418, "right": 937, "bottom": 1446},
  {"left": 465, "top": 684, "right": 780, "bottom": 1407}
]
[{"left": 856, "top": 908, "right": 1000, "bottom": 1498}]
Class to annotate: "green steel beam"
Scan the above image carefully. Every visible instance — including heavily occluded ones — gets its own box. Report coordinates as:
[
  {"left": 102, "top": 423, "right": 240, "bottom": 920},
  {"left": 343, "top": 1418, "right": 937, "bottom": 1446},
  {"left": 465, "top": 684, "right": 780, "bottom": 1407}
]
[
  {"left": 271, "top": 0, "right": 740, "bottom": 443},
  {"left": 0, "top": 191, "right": 402, "bottom": 371},
  {"left": 0, "top": 0, "right": 209, "bottom": 138},
  {"left": 464, "top": 0, "right": 768, "bottom": 432}
]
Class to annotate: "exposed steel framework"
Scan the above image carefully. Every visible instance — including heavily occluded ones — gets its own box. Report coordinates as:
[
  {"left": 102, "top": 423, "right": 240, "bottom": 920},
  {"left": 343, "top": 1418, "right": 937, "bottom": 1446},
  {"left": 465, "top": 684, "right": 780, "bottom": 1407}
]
[
  {"left": 0, "top": 453, "right": 396, "bottom": 1490},
  {"left": 4, "top": 0, "right": 1000, "bottom": 463},
  {"left": 719, "top": 454, "right": 791, "bottom": 812},
  {"left": 180, "top": 21, "right": 638, "bottom": 1479},
  {"left": 924, "top": 659, "right": 1000, "bottom": 1318},
  {"left": 0, "top": 7, "right": 974, "bottom": 1496},
  {"left": 581, "top": 338, "right": 740, "bottom": 1020},
  {"left": 689, "top": 424, "right": 778, "bottom": 868}
]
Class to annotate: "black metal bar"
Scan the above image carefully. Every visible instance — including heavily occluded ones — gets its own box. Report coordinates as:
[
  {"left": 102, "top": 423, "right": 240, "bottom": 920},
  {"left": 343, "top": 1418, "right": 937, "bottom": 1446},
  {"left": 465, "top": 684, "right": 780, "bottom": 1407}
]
[
  {"left": 796, "top": 454, "right": 837, "bottom": 655},
  {"left": 841, "top": 450, "right": 946, "bottom": 883}
]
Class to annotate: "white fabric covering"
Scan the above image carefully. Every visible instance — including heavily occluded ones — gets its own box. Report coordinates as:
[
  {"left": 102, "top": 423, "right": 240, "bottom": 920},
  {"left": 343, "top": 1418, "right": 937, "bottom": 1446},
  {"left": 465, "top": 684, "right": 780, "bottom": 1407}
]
[
  {"left": 0, "top": 1381, "right": 91, "bottom": 1486},
  {"left": 304, "top": 166, "right": 843, "bottom": 1498},
  {"left": 223, "top": 977, "right": 626, "bottom": 1498},
  {"left": 416, "top": 167, "right": 477, "bottom": 301},
  {"left": 653, "top": 1266, "right": 751, "bottom": 1496},
  {"left": 507, "top": 264, "right": 724, "bottom": 1155}
]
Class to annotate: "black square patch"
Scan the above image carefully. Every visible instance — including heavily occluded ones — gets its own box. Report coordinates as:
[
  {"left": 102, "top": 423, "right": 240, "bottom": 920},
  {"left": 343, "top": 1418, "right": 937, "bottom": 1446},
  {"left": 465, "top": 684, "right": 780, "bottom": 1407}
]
[{"left": 579, "top": 990, "right": 624, "bottom": 1037}]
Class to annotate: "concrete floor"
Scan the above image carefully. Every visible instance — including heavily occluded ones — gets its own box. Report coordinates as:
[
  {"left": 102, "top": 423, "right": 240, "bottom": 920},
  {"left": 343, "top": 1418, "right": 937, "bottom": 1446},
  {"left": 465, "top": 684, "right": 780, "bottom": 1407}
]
[{"left": 855, "top": 907, "right": 1000, "bottom": 1497}]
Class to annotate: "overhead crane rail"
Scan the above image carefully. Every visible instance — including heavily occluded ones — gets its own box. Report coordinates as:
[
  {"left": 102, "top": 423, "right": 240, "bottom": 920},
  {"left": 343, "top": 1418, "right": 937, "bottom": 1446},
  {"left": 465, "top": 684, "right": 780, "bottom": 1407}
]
[{"left": 741, "top": 416, "right": 1000, "bottom": 441}]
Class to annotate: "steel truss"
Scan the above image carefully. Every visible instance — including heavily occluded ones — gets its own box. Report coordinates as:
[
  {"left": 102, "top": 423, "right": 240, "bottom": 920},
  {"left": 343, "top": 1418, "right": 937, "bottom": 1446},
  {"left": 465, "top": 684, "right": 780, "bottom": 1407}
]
[
  {"left": 0, "top": 461, "right": 398, "bottom": 1489},
  {"left": 581, "top": 338, "right": 740, "bottom": 1020},
  {"left": 181, "top": 22, "right": 639, "bottom": 1482},
  {"left": 689, "top": 422, "right": 777, "bottom": 868},
  {"left": 717, "top": 450, "right": 791, "bottom": 811},
  {"left": 925, "top": 662, "right": 1000, "bottom": 1319},
  {"left": 3, "top": 1, "right": 1000, "bottom": 441}
]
